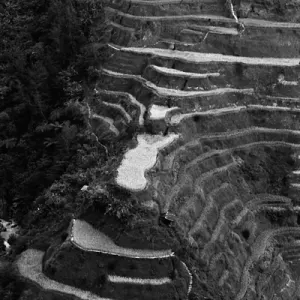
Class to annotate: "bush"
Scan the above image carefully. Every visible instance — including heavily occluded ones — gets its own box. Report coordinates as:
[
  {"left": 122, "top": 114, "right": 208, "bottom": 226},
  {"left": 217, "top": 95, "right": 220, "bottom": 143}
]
[
  {"left": 60, "top": 232, "right": 68, "bottom": 242},
  {"left": 11, "top": 236, "right": 29, "bottom": 255},
  {"left": 7, "top": 234, "right": 17, "bottom": 246},
  {"left": 96, "top": 274, "right": 107, "bottom": 286}
]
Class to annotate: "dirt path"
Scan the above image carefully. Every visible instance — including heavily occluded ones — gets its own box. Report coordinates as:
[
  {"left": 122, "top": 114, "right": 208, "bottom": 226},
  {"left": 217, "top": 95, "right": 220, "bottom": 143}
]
[{"left": 116, "top": 133, "right": 179, "bottom": 191}]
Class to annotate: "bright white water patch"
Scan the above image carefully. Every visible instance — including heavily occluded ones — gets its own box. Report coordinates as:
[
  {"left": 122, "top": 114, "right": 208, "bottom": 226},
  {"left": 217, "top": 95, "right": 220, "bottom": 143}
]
[
  {"left": 149, "top": 104, "right": 179, "bottom": 120},
  {"left": 116, "top": 134, "right": 179, "bottom": 191},
  {"left": 293, "top": 170, "right": 300, "bottom": 175}
]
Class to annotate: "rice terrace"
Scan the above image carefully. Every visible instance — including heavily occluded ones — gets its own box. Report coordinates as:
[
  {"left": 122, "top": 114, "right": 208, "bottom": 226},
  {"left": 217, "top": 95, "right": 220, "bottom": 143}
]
[{"left": 2, "top": 0, "right": 300, "bottom": 300}]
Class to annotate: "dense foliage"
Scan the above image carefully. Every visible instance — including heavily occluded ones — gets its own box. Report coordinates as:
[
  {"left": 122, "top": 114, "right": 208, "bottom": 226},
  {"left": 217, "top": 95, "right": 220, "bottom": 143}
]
[
  {"left": 0, "top": 0, "right": 109, "bottom": 222},
  {"left": 0, "top": 0, "right": 142, "bottom": 298}
]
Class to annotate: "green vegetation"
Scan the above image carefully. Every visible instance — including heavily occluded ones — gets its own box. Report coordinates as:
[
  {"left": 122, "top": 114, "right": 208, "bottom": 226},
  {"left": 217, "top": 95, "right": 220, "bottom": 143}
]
[
  {"left": 0, "top": 0, "right": 142, "bottom": 239},
  {"left": 0, "top": 0, "right": 109, "bottom": 221},
  {"left": 0, "top": 0, "right": 145, "bottom": 298}
]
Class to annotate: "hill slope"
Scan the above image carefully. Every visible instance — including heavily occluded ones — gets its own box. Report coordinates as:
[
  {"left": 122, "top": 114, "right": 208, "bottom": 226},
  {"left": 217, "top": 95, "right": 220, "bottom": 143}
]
[{"left": 3, "top": 0, "right": 300, "bottom": 300}]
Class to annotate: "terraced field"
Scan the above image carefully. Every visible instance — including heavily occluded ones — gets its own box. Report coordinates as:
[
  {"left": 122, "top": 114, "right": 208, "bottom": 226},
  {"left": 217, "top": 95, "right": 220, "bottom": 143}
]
[{"left": 16, "top": 0, "right": 300, "bottom": 300}]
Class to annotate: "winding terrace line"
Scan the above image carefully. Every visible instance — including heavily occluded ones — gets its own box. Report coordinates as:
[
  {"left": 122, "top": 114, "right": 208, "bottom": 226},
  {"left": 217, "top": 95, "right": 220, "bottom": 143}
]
[
  {"left": 105, "top": 7, "right": 232, "bottom": 22},
  {"left": 170, "top": 105, "right": 300, "bottom": 124},
  {"left": 101, "top": 67, "right": 254, "bottom": 97},
  {"left": 87, "top": 103, "right": 119, "bottom": 135},
  {"left": 108, "top": 275, "right": 171, "bottom": 285},
  {"left": 108, "top": 21, "right": 136, "bottom": 33},
  {"left": 189, "top": 195, "right": 215, "bottom": 239},
  {"left": 162, "top": 141, "right": 300, "bottom": 213},
  {"left": 189, "top": 184, "right": 233, "bottom": 236},
  {"left": 102, "top": 101, "right": 132, "bottom": 123},
  {"left": 16, "top": 249, "right": 113, "bottom": 300},
  {"left": 164, "top": 158, "right": 238, "bottom": 213},
  {"left": 70, "top": 219, "right": 193, "bottom": 295},
  {"left": 105, "top": 7, "right": 300, "bottom": 28},
  {"left": 161, "top": 125, "right": 300, "bottom": 169},
  {"left": 94, "top": 89, "right": 146, "bottom": 126},
  {"left": 201, "top": 198, "right": 242, "bottom": 259},
  {"left": 155, "top": 39, "right": 198, "bottom": 47},
  {"left": 281, "top": 244, "right": 300, "bottom": 258},
  {"left": 163, "top": 152, "right": 235, "bottom": 212},
  {"left": 232, "top": 195, "right": 293, "bottom": 227},
  {"left": 70, "top": 219, "right": 174, "bottom": 258},
  {"left": 185, "top": 25, "right": 239, "bottom": 35},
  {"left": 193, "top": 160, "right": 239, "bottom": 194},
  {"left": 108, "top": 44, "right": 300, "bottom": 66},
  {"left": 171, "top": 139, "right": 300, "bottom": 190},
  {"left": 90, "top": 113, "right": 119, "bottom": 136},
  {"left": 161, "top": 127, "right": 300, "bottom": 179},
  {"left": 161, "top": 127, "right": 300, "bottom": 172},
  {"left": 197, "top": 127, "right": 300, "bottom": 141},
  {"left": 148, "top": 65, "right": 220, "bottom": 78},
  {"left": 181, "top": 261, "right": 193, "bottom": 295}
]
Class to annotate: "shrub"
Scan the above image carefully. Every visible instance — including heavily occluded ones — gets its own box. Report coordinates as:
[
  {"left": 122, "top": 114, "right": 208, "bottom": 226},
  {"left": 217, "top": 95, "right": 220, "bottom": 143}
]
[
  {"left": 60, "top": 232, "right": 69, "bottom": 242},
  {"left": 107, "top": 261, "right": 116, "bottom": 272},
  {"left": 7, "top": 234, "right": 17, "bottom": 246},
  {"left": 96, "top": 274, "right": 107, "bottom": 287}
]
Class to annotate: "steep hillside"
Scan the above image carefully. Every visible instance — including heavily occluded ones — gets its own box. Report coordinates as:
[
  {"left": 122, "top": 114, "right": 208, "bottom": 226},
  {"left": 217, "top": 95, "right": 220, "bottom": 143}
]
[{"left": 3, "top": 0, "right": 300, "bottom": 300}]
